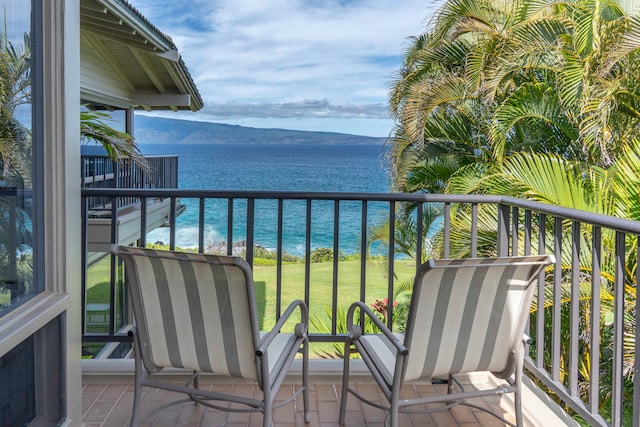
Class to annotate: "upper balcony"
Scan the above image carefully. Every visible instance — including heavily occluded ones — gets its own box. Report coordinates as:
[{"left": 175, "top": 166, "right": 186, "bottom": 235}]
[
  {"left": 79, "top": 184, "right": 640, "bottom": 426},
  {"left": 82, "top": 149, "right": 184, "bottom": 265}
]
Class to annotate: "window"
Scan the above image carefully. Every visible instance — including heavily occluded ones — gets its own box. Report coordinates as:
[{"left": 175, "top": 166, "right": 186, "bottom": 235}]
[{"left": 0, "top": 1, "right": 39, "bottom": 317}]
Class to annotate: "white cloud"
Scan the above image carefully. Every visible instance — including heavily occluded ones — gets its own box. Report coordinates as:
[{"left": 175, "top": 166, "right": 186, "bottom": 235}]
[
  {"left": 128, "top": 0, "right": 443, "bottom": 135},
  {"left": 201, "top": 99, "right": 387, "bottom": 119}
]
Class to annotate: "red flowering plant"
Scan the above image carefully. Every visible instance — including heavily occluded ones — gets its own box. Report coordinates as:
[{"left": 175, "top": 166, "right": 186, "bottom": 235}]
[{"left": 370, "top": 297, "right": 397, "bottom": 323}]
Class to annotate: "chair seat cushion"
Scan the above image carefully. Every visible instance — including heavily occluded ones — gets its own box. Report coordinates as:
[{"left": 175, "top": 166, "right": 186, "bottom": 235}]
[{"left": 359, "top": 333, "right": 405, "bottom": 388}]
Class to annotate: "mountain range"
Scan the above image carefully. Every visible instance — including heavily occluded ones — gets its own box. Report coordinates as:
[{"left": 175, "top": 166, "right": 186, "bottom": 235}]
[{"left": 133, "top": 115, "right": 386, "bottom": 145}]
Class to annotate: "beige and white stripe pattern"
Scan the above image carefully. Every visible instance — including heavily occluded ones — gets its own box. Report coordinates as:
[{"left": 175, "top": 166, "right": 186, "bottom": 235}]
[
  {"left": 118, "top": 247, "right": 260, "bottom": 380},
  {"left": 360, "top": 256, "right": 548, "bottom": 386}
]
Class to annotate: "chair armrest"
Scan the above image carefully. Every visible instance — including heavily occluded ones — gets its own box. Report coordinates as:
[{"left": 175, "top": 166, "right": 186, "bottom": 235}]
[
  {"left": 346, "top": 301, "right": 407, "bottom": 356},
  {"left": 257, "top": 299, "right": 308, "bottom": 356}
]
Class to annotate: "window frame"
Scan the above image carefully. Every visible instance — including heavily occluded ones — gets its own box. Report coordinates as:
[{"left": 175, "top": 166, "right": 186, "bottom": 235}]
[{"left": 0, "top": 0, "right": 82, "bottom": 425}]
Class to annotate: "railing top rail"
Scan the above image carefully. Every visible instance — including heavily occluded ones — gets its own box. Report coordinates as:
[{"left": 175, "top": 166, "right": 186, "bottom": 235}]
[
  {"left": 501, "top": 195, "right": 640, "bottom": 235},
  {"left": 81, "top": 187, "right": 502, "bottom": 203},
  {"left": 81, "top": 154, "right": 178, "bottom": 159},
  {"left": 80, "top": 188, "right": 640, "bottom": 235}
]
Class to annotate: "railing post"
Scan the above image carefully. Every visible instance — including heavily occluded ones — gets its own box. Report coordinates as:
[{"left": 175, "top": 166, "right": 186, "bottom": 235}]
[
  {"left": 471, "top": 203, "right": 478, "bottom": 258},
  {"left": 109, "top": 199, "right": 117, "bottom": 336},
  {"left": 227, "top": 198, "right": 233, "bottom": 256},
  {"left": 198, "top": 198, "right": 204, "bottom": 253},
  {"left": 246, "top": 198, "right": 255, "bottom": 267},
  {"left": 535, "top": 213, "right": 546, "bottom": 368},
  {"left": 612, "top": 231, "right": 626, "bottom": 426},
  {"left": 443, "top": 202, "right": 451, "bottom": 258},
  {"left": 304, "top": 199, "right": 312, "bottom": 309},
  {"left": 552, "top": 216, "right": 562, "bottom": 382},
  {"left": 570, "top": 221, "right": 581, "bottom": 396},
  {"left": 276, "top": 199, "right": 284, "bottom": 320},
  {"left": 511, "top": 207, "right": 519, "bottom": 256},
  {"left": 497, "top": 203, "right": 510, "bottom": 256},
  {"left": 169, "top": 196, "right": 176, "bottom": 250},
  {"left": 591, "top": 226, "right": 602, "bottom": 418},
  {"left": 359, "top": 201, "right": 368, "bottom": 327},
  {"left": 523, "top": 210, "right": 532, "bottom": 255}
]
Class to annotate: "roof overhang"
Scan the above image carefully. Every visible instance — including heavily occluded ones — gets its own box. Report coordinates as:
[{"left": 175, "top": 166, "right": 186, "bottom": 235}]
[{"left": 80, "top": 0, "right": 203, "bottom": 111}]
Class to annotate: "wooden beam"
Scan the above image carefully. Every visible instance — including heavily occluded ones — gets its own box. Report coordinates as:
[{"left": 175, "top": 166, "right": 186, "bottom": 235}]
[
  {"left": 162, "top": 61, "right": 186, "bottom": 93},
  {"left": 162, "top": 61, "right": 201, "bottom": 111},
  {"left": 130, "top": 47, "right": 165, "bottom": 93},
  {"left": 132, "top": 93, "right": 191, "bottom": 107}
]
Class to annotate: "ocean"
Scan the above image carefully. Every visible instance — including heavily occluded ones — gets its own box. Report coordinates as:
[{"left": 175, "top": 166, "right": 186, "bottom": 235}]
[{"left": 141, "top": 143, "right": 392, "bottom": 256}]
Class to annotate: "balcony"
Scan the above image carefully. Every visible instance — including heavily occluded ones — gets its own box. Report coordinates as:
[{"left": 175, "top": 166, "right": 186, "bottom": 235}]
[
  {"left": 82, "top": 152, "right": 184, "bottom": 264},
  {"left": 80, "top": 188, "right": 640, "bottom": 426}
]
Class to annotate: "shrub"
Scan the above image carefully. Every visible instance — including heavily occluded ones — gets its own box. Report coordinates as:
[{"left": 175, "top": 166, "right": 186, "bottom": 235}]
[
  {"left": 309, "top": 247, "right": 334, "bottom": 263},
  {"left": 310, "top": 303, "right": 385, "bottom": 359}
]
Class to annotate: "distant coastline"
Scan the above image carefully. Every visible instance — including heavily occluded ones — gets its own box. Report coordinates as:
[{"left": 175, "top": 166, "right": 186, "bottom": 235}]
[{"left": 133, "top": 114, "right": 386, "bottom": 145}]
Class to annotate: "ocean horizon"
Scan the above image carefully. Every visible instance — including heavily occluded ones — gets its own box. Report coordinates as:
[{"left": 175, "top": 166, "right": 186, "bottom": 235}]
[{"left": 141, "top": 143, "right": 392, "bottom": 256}]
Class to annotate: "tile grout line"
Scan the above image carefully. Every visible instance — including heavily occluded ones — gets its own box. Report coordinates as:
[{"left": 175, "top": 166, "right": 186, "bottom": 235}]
[
  {"left": 100, "top": 385, "right": 129, "bottom": 426},
  {"left": 83, "top": 384, "right": 107, "bottom": 418}
]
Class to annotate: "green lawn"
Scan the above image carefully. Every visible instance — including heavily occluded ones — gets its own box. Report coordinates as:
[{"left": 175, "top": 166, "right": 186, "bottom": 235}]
[
  {"left": 85, "top": 256, "right": 417, "bottom": 357},
  {"left": 253, "top": 260, "right": 415, "bottom": 332},
  {"left": 253, "top": 259, "right": 415, "bottom": 357}
]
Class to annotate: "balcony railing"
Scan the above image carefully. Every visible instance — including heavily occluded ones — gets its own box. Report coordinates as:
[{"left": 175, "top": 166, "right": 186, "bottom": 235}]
[
  {"left": 81, "top": 153, "right": 178, "bottom": 213},
  {"left": 80, "top": 188, "right": 640, "bottom": 427}
]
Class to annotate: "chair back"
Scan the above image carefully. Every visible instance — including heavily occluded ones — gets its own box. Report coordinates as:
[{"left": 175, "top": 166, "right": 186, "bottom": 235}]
[
  {"left": 114, "top": 245, "right": 260, "bottom": 380},
  {"left": 402, "top": 255, "right": 551, "bottom": 382}
]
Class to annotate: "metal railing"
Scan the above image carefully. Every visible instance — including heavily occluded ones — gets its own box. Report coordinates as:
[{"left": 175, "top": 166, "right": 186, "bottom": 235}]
[
  {"left": 81, "top": 154, "right": 178, "bottom": 212},
  {"left": 80, "top": 188, "right": 640, "bottom": 426}
]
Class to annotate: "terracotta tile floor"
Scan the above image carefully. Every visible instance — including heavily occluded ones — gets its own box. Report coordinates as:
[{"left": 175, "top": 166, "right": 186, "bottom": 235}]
[{"left": 82, "top": 375, "right": 517, "bottom": 426}]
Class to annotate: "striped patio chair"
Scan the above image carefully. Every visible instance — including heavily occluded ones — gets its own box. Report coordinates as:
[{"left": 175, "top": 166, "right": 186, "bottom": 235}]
[
  {"left": 339, "top": 255, "right": 553, "bottom": 427},
  {"left": 112, "top": 245, "right": 310, "bottom": 427}
]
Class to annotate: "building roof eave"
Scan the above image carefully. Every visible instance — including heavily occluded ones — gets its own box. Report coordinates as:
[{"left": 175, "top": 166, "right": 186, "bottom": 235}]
[{"left": 80, "top": 0, "right": 204, "bottom": 111}]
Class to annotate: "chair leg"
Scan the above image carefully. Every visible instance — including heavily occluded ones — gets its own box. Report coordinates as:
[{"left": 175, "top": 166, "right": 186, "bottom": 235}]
[
  {"left": 339, "top": 339, "right": 352, "bottom": 425},
  {"left": 263, "top": 404, "right": 273, "bottom": 427},
  {"left": 389, "top": 399, "right": 399, "bottom": 427},
  {"left": 389, "top": 379, "right": 401, "bottom": 427},
  {"left": 193, "top": 370, "right": 200, "bottom": 390},
  {"left": 192, "top": 371, "right": 200, "bottom": 405},
  {"left": 130, "top": 344, "right": 143, "bottom": 427},
  {"left": 303, "top": 338, "right": 310, "bottom": 423},
  {"left": 514, "top": 358, "right": 524, "bottom": 427}
]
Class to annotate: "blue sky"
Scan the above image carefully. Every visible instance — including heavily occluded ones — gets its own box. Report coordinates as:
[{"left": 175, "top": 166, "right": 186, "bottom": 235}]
[{"left": 129, "top": 0, "right": 443, "bottom": 137}]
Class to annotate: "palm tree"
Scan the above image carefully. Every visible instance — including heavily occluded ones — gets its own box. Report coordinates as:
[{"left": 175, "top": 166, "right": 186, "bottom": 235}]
[{"left": 388, "top": 0, "right": 640, "bottom": 186}]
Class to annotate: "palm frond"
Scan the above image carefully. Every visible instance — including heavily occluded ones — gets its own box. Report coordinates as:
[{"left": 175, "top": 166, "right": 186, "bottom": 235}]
[{"left": 80, "top": 109, "right": 150, "bottom": 171}]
